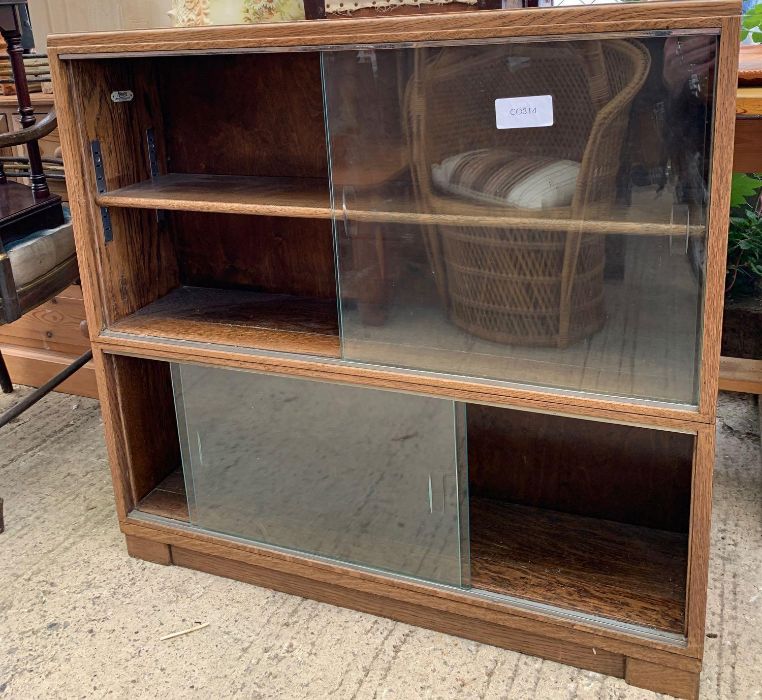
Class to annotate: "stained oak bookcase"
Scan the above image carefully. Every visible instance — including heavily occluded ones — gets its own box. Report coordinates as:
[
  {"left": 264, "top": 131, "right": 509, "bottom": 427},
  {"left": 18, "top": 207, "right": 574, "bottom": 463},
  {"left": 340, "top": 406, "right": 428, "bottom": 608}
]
[{"left": 50, "top": 3, "right": 739, "bottom": 697}]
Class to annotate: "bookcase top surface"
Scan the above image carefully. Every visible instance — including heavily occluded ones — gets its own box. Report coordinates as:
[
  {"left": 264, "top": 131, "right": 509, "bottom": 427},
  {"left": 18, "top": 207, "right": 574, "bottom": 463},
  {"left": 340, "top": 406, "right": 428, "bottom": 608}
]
[{"left": 48, "top": 0, "right": 739, "bottom": 57}]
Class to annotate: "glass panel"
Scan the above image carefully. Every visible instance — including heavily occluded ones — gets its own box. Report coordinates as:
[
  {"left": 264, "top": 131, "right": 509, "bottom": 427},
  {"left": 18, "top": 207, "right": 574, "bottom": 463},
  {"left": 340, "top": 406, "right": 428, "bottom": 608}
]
[
  {"left": 171, "top": 362, "right": 468, "bottom": 586},
  {"left": 323, "top": 33, "right": 717, "bottom": 405}
]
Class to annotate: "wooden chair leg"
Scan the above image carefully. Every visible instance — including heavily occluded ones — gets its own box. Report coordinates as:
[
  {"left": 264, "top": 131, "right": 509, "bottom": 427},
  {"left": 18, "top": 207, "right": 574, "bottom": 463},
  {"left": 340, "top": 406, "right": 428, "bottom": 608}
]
[{"left": 0, "top": 349, "right": 12, "bottom": 394}]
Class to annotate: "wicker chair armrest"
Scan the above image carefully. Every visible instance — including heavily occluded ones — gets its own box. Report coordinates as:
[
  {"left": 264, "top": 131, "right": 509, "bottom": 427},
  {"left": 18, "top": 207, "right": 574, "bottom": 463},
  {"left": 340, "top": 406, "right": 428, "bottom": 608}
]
[
  {"left": 571, "top": 41, "right": 652, "bottom": 215},
  {"left": 0, "top": 108, "right": 56, "bottom": 149}
]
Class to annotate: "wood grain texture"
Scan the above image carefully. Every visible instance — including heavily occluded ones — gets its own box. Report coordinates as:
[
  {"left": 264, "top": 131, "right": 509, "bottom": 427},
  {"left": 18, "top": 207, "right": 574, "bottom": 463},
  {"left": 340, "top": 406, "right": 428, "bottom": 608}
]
[
  {"left": 49, "top": 53, "right": 108, "bottom": 341},
  {"left": 0, "top": 290, "right": 90, "bottom": 356},
  {"left": 49, "top": 7, "right": 741, "bottom": 686},
  {"left": 736, "top": 87, "right": 762, "bottom": 116},
  {"left": 467, "top": 404, "right": 694, "bottom": 532},
  {"left": 50, "top": 19, "right": 728, "bottom": 56},
  {"left": 109, "top": 286, "right": 340, "bottom": 358},
  {"left": 718, "top": 355, "right": 762, "bottom": 393},
  {"left": 699, "top": 14, "right": 741, "bottom": 420},
  {"left": 137, "top": 468, "right": 188, "bottom": 522},
  {"left": 94, "top": 332, "right": 709, "bottom": 430},
  {"left": 732, "top": 117, "right": 762, "bottom": 171},
  {"left": 48, "top": 3, "right": 740, "bottom": 55},
  {"left": 0, "top": 344, "right": 97, "bottom": 397},
  {"left": 469, "top": 498, "right": 687, "bottom": 634},
  {"left": 50, "top": 52, "right": 177, "bottom": 524},
  {"left": 173, "top": 213, "right": 336, "bottom": 300},
  {"left": 159, "top": 52, "right": 327, "bottom": 180},
  {"left": 0, "top": 94, "right": 56, "bottom": 108},
  {"left": 625, "top": 657, "right": 700, "bottom": 699},
  {"left": 169, "top": 543, "right": 627, "bottom": 677},
  {"left": 125, "top": 534, "right": 172, "bottom": 565},
  {"left": 95, "top": 173, "right": 704, "bottom": 236},
  {"left": 97, "top": 174, "right": 330, "bottom": 217},
  {"left": 108, "top": 354, "right": 181, "bottom": 504},
  {"left": 89, "top": 347, "right": 143, "bottom": 521},
  {"left": 120, "top": 516, "right": 703, "bottom": 669},
  {"left": 684, "top": 424, "right": 714, "bottom": 653},
  {"left": 67, "top": 58, "right": 180, "bottom": 327}
]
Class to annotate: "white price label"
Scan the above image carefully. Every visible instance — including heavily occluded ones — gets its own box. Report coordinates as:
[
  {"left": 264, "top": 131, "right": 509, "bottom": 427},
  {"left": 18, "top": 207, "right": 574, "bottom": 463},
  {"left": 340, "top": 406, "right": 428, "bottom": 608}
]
[{"left": 495, "top": 95, "right": 554, "bottom": 130}]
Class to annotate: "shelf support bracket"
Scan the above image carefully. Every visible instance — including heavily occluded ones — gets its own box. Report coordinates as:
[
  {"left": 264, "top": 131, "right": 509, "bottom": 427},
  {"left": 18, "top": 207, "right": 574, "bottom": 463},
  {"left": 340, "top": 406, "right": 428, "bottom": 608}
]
[
  {"left": 146, "top": 128, "right": 166, "bottom": 226},
  {"left": 90, "top": 140, "right": 113, "bottom": 243}
]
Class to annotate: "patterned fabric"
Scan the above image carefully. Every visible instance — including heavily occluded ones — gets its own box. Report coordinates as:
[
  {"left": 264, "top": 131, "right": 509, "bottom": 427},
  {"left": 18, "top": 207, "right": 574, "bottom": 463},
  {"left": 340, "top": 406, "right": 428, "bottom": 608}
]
[
  {"left": 243, "top": 0, "right": 304, "bottom": 22},
  {"left": 169, "top": 0, "right": 304, "bottom": 26},
  {"left": 432, "top": 149, "right": 580, "bottom": 210},
  {"left": 169, "top": 0, "right": 211, "bottom": 25},
  {"left": 324, "top": 0, "right": 475, "bottom": 13}
]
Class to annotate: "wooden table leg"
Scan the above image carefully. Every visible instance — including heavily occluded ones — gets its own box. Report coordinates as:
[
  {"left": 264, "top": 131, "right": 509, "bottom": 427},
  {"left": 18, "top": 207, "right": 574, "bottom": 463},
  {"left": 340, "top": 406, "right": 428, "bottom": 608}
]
[{"left": 0, "top": 349, "right": 12, "bottom": 393}]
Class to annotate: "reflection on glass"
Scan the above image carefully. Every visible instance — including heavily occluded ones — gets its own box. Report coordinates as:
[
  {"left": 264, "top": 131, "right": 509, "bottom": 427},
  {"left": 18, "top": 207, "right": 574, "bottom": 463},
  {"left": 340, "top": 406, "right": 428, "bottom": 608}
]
[
  {"left": 323, "top": 34, "right": 716, "bottom": 405},
  {"left": 172, "top": 362, "right": 469, "bottom": 586}
]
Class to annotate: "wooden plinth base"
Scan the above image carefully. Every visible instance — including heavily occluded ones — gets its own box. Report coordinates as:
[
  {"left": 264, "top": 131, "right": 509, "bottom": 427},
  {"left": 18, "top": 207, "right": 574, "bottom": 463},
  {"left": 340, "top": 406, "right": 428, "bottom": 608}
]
[{"left": 124, "top": 531, "right": 701, "bottom": 699}]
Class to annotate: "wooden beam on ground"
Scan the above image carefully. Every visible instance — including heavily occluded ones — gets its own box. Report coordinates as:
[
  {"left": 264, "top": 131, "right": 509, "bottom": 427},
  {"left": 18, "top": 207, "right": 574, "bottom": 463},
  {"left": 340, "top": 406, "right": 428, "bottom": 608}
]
[
  {"left": 719, "top": 356, "right": 762, "bottom": 394},
  {"left": 0, "top": 344, "right": 97, "bottom": 398}
]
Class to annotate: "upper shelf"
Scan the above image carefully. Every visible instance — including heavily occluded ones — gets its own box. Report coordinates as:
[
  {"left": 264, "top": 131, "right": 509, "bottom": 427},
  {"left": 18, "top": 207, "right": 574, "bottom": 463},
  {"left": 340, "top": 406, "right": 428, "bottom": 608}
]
[
  {"left": 97, "top": 174, "right": 330, "bottom": 218},
  {"left": 97, "top": 173, "right": 703, "bottom": 237}
]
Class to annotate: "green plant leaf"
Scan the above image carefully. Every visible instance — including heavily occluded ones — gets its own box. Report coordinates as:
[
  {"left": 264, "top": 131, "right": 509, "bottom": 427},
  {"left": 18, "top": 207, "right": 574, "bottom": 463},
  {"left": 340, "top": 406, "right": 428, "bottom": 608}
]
[
  {"left": 730, "top": 173, "right": 762, "bottom": 207},
  {"left": 727, "top": 202, "right": 762, "bottom": 289}
]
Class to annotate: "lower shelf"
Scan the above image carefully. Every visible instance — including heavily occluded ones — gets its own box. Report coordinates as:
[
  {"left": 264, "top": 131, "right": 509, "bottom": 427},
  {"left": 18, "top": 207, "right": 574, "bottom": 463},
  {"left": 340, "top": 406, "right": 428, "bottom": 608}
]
[
  {"left": 136, "top": 472, "right": 686, "bottom": 635},
  {"left": 138, "top": 469, "right": 189, "bottom": 522},
  {"left": 470, "top": 497, "right": 687, "bottom": 634},
  {"left": 109, "top": 286, "right": 340, "bottom": 358}
]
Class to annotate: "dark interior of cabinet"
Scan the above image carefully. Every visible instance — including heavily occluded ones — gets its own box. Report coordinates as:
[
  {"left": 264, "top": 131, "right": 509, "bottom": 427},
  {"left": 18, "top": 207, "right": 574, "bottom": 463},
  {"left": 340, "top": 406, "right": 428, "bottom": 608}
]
[
  {"left": 72, "top": 53, "right": 339, "bottom": 354},
  {"left": 108, "top": 211, "right": 339, "bottom": 356},
  {"left": 467, "top": 405, "right": 694, "bottom": 634},
  {"left": 104, "top": 354, "right": 188, "bottom": 522}
]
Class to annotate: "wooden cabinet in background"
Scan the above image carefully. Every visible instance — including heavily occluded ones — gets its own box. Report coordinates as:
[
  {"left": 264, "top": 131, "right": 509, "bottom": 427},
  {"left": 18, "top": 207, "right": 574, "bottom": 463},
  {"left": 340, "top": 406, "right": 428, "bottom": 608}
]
[{"left": 0, "top": 93, "right": 95, "bottom": 397}]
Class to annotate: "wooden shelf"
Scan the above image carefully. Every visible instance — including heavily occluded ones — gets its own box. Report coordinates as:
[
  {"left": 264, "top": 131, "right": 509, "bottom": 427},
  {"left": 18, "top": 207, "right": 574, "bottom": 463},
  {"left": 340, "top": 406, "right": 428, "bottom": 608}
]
[
  {"left": 96, "top": 174, "right": 330, "bottom": 218},
  {"left": 137, "top": 469, "right": 189, "bottom": 522},
  {"left": 469, "top": 497, "right": 687, "bottom": 634},
  {"left": 109, "top": 286, "right": 340, "bottom": 358},
  {"left": 139, "top": 481, "right": 689, "bottom": 632},
  {"left": 96, "top": 173, "right": 700, "bottom": 237}
]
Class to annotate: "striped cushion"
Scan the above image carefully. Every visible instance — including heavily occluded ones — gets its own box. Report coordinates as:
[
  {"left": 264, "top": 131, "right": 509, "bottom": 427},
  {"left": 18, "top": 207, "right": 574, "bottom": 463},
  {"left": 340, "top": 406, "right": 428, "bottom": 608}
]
[{"left": 432, "top": 149, "right": 580, "bottom": 210}]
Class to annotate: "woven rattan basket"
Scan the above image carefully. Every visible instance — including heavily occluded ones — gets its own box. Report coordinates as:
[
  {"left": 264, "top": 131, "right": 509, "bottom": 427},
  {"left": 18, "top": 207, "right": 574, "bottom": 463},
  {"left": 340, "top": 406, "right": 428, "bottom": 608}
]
[{"left": 406, "top": 39, "right": 651, "bottom": 347}]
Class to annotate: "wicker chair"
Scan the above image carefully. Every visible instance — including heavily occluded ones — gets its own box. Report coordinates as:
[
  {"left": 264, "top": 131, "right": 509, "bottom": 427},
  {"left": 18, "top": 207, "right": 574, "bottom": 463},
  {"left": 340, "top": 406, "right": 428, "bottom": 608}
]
[{"left": 406, "top": 39, "right": 651, "bottom": 347}]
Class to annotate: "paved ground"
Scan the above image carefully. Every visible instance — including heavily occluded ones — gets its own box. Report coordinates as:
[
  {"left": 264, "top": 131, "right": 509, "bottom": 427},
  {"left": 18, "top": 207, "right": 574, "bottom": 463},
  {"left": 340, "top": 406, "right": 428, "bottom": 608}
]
[{"left": 0, "top": 387, "right": 760, "bottom": 699}]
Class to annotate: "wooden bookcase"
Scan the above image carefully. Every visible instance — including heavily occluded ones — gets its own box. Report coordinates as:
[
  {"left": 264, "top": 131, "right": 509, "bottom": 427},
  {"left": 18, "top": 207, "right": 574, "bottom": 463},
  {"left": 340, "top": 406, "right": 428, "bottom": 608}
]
[{"left": 50, "top": 4, "right": 740, "bottom": 697}]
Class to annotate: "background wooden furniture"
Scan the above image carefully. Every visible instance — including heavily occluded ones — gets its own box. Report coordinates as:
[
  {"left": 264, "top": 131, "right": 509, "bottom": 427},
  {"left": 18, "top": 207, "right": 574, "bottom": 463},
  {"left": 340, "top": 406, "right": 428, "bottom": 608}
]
[
  {"left": 50, "top": 3, "right": 739, "bottom": 697},
  {"left": 720, "top": 44, "right": 762, "bottom": 395},
  {"left": 0, "top": 92, "right": 95, "bottom": 397}
]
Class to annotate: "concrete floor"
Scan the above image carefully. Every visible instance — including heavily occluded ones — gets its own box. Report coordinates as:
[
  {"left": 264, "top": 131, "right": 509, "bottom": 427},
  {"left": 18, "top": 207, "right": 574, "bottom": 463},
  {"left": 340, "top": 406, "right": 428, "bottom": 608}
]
[{"left": 0, "top": 387, "right": 760, "bottom": 699}]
